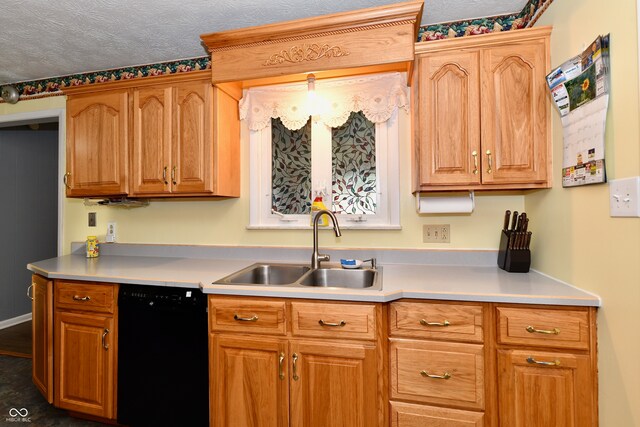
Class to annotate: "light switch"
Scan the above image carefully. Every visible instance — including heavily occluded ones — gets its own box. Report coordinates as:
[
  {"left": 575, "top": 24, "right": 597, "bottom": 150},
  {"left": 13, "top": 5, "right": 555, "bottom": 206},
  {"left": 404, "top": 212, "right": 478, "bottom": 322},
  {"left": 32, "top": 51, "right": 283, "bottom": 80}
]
[{"left": 609, "top": 177, "right": 640, "bottom": 217}]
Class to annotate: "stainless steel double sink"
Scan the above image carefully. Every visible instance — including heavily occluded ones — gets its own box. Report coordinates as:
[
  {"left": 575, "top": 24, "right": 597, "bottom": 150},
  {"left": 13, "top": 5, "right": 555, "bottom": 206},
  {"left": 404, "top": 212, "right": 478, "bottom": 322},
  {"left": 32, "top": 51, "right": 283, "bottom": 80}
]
[{"left": 213, "top": 263, "right": 381, "bottom": 290}]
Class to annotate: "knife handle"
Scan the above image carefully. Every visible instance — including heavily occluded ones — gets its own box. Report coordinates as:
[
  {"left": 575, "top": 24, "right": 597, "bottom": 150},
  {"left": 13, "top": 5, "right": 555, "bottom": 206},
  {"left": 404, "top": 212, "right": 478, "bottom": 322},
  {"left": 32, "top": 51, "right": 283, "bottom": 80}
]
[
  {"left": 511, "top": 211, "right": 519, "bottom": 231},
  {"left": 522, "top": 218, "right": 529, "bottom": 233},
  {"left": 503, "top": 210, "right": 511, "bottom": 231}
]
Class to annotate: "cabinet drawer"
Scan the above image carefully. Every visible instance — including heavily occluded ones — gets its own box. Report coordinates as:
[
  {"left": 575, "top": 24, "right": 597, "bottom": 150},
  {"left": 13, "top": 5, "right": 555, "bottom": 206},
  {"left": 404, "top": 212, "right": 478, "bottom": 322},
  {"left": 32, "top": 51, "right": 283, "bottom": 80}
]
[
  {"left": 391, "top": 401, "right": 484, "bottom": 427},
  {"left": 496, "top": 306, "right": 590, "bottom": 350},
  {"left": 55, "top": 281, "right": 115, "bottom": 314},
  {"left": 209, "top": 297, "right": 287, "bottom": 336},
  {"left": 290, "top": 302, "right": 378, "bottom": 341},
  {"left": 390, "top": 339, "right": 484, "bottom": 410},
  {"left": 389, "top": 301, "right": 484, "bottom": 342}
]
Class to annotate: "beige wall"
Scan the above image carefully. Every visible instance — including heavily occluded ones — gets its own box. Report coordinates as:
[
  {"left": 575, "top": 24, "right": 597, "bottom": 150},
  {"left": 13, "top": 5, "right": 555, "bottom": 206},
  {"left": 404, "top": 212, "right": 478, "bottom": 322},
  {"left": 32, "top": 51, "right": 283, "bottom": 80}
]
[
  {"left": 1, "top": 94, "right": 524, "bottom": 253},
  {"left": 532, "top": 1, "right": 640, "bottom": 425}
]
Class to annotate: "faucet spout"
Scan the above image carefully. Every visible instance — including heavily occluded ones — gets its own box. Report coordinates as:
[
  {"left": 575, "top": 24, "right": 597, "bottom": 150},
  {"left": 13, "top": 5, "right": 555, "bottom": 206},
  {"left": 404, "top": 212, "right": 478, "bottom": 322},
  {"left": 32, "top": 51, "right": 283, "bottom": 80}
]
[{"left": 311, "top": 209, "right": 342, "bottom": 269}]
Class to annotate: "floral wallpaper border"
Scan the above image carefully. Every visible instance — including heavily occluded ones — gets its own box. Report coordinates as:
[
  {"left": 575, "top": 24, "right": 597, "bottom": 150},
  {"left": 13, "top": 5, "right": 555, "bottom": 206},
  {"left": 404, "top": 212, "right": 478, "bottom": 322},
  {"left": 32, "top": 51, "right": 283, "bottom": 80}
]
[
  {"left": 2, "top": 0, "right": 554, "bottom": 103},
  {"left": 417, "top": 0, "right": 554, "bottom": 42},
  {"left": 2, "top": 56, "right": 211, "bottom": 102}
]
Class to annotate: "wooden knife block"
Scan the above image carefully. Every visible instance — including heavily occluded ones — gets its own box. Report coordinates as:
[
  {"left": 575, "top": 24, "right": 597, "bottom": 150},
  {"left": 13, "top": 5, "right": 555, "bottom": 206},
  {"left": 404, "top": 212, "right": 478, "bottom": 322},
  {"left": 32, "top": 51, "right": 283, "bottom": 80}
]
[{"left": 498, "top": 230, "right": 531, "bottom": 273}]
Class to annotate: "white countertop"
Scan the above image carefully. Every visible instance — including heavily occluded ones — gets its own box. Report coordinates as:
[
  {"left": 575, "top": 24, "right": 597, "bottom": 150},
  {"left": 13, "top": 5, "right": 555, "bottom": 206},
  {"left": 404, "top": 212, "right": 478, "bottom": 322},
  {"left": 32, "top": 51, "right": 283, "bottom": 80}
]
[{"left": 28, "top": 253, "right": 601, "bottom": 306}]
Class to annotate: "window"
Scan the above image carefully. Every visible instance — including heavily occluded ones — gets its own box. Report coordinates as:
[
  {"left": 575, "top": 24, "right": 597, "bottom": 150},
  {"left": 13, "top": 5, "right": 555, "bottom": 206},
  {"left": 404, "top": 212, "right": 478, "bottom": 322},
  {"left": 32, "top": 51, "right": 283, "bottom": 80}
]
[{"left": 244, "top": 73, "right": 406, "bottom": 229}]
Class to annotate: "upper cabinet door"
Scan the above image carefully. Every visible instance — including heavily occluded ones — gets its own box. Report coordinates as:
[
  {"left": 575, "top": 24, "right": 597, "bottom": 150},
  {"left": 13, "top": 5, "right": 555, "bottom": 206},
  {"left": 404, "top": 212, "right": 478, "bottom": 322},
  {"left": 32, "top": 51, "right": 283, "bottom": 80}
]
[
  {"left": 417, "top": 51, "right": 481, "bottom": 186},
  {"left": 66, "top": 91, "right": 128, "bottom": 197},
  {"left": 131, "top": 86, "right": 173, "bottom": 195},
  {"left": 173, "top": 81, "right": 213, "bottom": 194},
  {"left": 481, "top": 40, "right": 549, "bottom": 184}
]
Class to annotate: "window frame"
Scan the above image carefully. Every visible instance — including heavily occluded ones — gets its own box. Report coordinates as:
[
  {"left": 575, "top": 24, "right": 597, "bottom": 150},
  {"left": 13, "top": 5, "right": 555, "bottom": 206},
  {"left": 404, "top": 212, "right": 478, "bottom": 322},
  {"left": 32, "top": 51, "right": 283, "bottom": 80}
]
[{"left": 248, "top": 111, "right": 400, "bottom": 230}]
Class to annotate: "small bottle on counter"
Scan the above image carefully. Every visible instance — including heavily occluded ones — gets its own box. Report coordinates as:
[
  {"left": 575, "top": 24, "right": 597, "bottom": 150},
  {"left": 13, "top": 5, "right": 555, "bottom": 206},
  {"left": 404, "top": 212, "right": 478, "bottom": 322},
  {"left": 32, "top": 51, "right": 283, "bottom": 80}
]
[{"left": 86, "top": 236, "right": 99, "bottom": 258}]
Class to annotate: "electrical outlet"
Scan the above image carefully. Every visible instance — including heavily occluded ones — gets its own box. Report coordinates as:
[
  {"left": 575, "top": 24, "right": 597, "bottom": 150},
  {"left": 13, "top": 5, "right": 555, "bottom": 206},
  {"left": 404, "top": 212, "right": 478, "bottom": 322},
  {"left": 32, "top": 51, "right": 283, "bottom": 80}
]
[
  {"left": 106, "top": 222, "right": 117, "bottom": 243},
  {"left": 609, "top": 177, "right": 640, "bottom": 217},
  {"left": 88, "top": 212, "right": 97, "bottom": 227},
  {"left": 423, "top": 224, "right": 451, "bottom": 243}
]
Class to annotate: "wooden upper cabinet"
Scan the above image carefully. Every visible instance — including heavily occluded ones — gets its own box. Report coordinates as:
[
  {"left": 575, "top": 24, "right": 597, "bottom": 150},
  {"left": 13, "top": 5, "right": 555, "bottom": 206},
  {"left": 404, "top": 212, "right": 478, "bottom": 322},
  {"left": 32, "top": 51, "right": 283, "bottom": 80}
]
[
  {"left": 132, "top": 86, "right": 173, "bottom": 195},
  {"left": 65, "top": 70, "right": 241, "bottom": 199},
  {"left": 413, "top": 26, "right": 551, "bottom": 192},
  {"left": 173, "top": 80, "right": 212, "bottom": 194},
  {"left": 417, "top": 50, "right": 481, "bottom": 186},
  {"left": 481, "top": 39, "right": 549, "bottom": 185},
  {"left": 65, "top": 90, "right": 128, "bottom": 197}
]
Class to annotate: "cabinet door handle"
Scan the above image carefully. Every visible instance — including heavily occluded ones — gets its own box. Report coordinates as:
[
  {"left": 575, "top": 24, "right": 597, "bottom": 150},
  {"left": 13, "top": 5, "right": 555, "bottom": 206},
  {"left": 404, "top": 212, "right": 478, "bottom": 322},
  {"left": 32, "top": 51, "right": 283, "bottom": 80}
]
[
  {"left": 526, "top": 325, "right": 560, "bottom": 335},
  {"left": 318, "top": 319, "right": 346, "bottom": 327},
  {"left": 420, "top": 319, "right": 450, "bottom": 327},
  {"left": 27, "top": 283, "right": 35, "bottom": 301},
  {"left": 171, "top": 166, "right": 177, "bottom": 185},
  {"left": 63, "top": 172, "right": 71, "bottom": 189},
  {"left": 420, "top": 370, "right": 451, "bottom": 380},
  {"left": 233, "top": 314, "right": 258, "bottom": 322},
  {"left": 278, "top": 352, "right": 285, "bottom": 380},
  {"left": 292, "top": 353, "right": 299, "bottom": 381},
  {"left": 485, "top": 150, "right": 493, "bottom": 174},
  {"left": 72, "top": 295, "right": 91, "bottom": 302},
  {"left": 471, "top": 151, "right": 478, "bottom": 175},
  {"left": 163, "top": 166, "right": 168, "bottom": 185},
  {"left": 102, "top": 328, "right": 110, "bottom": 350},
  {"left": 526, "top": 356, "right": 560, "bottom": 366}
]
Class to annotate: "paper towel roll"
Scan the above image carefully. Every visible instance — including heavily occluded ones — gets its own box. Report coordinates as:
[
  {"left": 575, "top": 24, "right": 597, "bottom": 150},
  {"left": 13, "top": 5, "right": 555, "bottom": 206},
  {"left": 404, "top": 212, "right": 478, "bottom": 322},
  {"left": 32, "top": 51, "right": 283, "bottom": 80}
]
[{"left": 416, "top": 192, "right": 475, "bottom": 214}]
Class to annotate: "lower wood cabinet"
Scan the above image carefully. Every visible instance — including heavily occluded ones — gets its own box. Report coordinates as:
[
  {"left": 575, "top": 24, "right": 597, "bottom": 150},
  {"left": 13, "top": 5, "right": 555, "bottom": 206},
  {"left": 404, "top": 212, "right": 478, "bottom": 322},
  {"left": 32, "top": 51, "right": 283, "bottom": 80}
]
[
  {"left": 31, "top": 274, "right": 53, "bottom": 403},
  {"left": 52, "top": 280, "right": 118, "bottom": 420},
  {"left": 54, "top": 311, "right": 116, "bottom": 418},
  {"left": 495, "top": 304, "right": 598, "bottom": 427},
  {"left": 390, "top": 401, "right": 484, "bottom": 427},
  {"left": 209, "top": 296, "right": 384, "bottom": 427}
]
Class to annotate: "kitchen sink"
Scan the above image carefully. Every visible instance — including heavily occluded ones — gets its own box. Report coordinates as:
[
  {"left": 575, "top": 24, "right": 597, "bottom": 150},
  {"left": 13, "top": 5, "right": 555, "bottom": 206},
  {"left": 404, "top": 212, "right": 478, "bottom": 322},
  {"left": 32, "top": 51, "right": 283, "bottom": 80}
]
[
  {"left": 213, "top": 263, "right": 382, "bottom": 290},
  {"left": 217, "top": 263, "right": 310, "bottom": 285},
  {"left": 297, "top": 268, "right": 379, "bottom": 289}
]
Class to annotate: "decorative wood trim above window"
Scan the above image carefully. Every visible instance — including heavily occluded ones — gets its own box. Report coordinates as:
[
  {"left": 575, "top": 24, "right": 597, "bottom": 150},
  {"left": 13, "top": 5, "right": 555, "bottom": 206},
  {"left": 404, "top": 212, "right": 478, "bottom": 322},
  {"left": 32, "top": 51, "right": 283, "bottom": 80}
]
[{"left": 200, "top": 1, "right": 424, "bottom": 84}]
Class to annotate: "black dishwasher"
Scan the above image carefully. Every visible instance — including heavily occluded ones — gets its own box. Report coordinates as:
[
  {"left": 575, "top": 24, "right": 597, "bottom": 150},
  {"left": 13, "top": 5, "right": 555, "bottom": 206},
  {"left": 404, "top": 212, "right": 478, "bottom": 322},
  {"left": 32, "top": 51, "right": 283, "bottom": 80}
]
[{"left": 117, "top": 284, "right": 209, "bottom": 427}]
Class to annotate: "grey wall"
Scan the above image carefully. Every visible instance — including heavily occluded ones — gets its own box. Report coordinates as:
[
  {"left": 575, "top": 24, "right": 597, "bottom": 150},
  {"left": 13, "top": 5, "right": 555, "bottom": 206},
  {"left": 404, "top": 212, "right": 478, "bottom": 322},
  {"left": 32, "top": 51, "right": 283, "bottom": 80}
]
[{"left": 0, "top": 129, "right": 58, "bottom": 322}]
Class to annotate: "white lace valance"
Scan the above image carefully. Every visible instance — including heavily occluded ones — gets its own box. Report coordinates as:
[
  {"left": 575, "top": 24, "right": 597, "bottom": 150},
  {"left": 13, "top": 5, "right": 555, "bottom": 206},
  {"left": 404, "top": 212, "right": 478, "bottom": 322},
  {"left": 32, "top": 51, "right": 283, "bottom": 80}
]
[{"left": 239, "top": 72, "right": 409, "bottom": 131}]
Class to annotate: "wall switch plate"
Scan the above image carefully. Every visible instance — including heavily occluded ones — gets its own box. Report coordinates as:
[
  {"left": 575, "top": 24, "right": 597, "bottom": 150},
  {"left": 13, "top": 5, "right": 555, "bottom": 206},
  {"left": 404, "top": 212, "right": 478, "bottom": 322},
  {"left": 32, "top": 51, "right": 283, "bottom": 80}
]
[
  {"left": 609, "top": 177, "right": 640, "bottom": 217},
  {"left": 88, "top": 212, "right": 97, "bottom": 227},
  {"left": 423, "top": 224, "right": 451, "bottom": 243},
  {"left": 106, "top": 222, "right": 116, "bottom": 243}
]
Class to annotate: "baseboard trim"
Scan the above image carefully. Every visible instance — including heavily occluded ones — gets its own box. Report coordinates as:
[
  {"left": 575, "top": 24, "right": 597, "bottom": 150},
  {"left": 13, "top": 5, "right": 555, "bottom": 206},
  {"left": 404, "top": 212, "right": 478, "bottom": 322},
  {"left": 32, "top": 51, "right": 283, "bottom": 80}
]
[{"left": 0, "top": 313, "right": 32, "bottom": 330}]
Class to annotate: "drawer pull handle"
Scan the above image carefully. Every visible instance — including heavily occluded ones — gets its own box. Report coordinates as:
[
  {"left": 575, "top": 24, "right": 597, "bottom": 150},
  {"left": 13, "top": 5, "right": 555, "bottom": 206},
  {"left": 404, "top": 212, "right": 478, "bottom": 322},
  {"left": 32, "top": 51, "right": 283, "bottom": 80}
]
[
  {"left": 102, "top": 328, "right": 110, "bottom": 350},
  {"left": 278, "top": 352, "right": 285, "bottom": 380},
  {"left": 234, "top": 314, "right": 258, "bottom": 322},
  {"left": 72, "top": 295, "right": 91, "bottom": 302},
  {"left": 526, "top": 325, "right": 560, "bottom": 335},
  {"left": 27, "top": 283, "right": 35, "bottom": 301},
  {"left": 318, "top": 319, "right": 346, "bottom": 327},
  {"left": 420, "top": 319, "right": 450, "bottom": 327},
  {"left": 420, "top": 370, "right": 451, "bottom": 380},
  {"left": 526, "top": 356, "right": 560, "bottom": 367},
  {"left": 292, "top": 353, "right": 299, "bottom": 381}
]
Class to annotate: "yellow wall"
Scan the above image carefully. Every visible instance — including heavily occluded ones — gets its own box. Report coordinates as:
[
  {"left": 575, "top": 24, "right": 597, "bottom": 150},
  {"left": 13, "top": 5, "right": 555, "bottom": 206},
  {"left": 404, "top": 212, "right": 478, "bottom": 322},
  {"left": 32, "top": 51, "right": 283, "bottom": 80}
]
[
  {"left": 1, "top": 95, "right": 524, "bottom": 252},
  {"left": 531, "top": 1, "right": 640, "bottom": 425}
]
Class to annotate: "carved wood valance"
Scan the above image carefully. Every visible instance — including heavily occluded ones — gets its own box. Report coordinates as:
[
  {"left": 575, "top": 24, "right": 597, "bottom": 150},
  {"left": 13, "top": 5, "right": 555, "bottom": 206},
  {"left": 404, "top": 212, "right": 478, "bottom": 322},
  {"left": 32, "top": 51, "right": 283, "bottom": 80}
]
[{"left": 200, "top": 1, "right": 424, "bottom": 84}]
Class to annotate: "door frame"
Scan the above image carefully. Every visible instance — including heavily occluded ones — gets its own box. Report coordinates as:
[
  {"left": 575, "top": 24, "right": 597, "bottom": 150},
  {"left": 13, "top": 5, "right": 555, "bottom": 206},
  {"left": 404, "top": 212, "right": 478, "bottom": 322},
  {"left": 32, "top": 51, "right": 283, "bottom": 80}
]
[{"left": 0, "top": 108, "right": 65, "bottom": 256}]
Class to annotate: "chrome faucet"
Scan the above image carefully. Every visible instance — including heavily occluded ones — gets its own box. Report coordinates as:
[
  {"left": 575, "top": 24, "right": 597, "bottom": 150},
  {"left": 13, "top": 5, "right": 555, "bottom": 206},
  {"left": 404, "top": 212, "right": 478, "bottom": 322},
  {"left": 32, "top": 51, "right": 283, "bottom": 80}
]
[{"left": 311, "top": 209, "right": 342, "bottom": 269}]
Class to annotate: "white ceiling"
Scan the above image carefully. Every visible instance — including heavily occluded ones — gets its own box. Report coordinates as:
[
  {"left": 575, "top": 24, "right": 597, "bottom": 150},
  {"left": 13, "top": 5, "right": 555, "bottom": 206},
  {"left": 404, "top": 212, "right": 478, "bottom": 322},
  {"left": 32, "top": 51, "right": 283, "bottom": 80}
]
[{"left": 0, "top": 0, "right": 527, "bottom": 85}]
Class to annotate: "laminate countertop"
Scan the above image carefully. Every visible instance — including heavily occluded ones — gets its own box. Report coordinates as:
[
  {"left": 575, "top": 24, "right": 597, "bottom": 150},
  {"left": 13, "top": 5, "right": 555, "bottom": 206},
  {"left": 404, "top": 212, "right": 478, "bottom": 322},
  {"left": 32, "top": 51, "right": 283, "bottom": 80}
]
[{"left": 28, "top": 252, "right": 600, "bottom": 307}]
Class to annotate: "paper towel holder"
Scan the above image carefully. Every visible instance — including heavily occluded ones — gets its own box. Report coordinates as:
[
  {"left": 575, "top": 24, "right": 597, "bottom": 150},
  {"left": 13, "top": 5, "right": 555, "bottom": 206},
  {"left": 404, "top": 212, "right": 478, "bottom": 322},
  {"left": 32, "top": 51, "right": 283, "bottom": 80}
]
[{"left": 415, "top": 191, "right": 475, "bottom": 214}]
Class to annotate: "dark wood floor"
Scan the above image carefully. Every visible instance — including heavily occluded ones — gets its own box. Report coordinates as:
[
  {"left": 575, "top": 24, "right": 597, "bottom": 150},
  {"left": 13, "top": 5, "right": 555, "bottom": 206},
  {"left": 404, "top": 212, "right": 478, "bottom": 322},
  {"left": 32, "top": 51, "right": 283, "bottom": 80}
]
[{"left": 0, "top": 320, "right": 32, "bottom": 357}]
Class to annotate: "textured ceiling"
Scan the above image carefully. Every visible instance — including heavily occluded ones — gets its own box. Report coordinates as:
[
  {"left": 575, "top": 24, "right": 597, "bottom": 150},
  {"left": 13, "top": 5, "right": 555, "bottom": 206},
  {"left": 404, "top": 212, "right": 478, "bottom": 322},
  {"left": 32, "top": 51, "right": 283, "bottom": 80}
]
[{"left": 0, "top": 0, "right": 527, "bottom": 85}]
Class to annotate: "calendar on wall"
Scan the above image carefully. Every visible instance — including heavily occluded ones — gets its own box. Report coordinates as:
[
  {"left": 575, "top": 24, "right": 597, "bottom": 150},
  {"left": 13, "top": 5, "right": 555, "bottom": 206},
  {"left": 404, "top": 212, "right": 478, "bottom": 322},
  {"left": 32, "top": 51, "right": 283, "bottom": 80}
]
[{"left": 546, "top": 34, "right": 611, "bottom": 188}]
